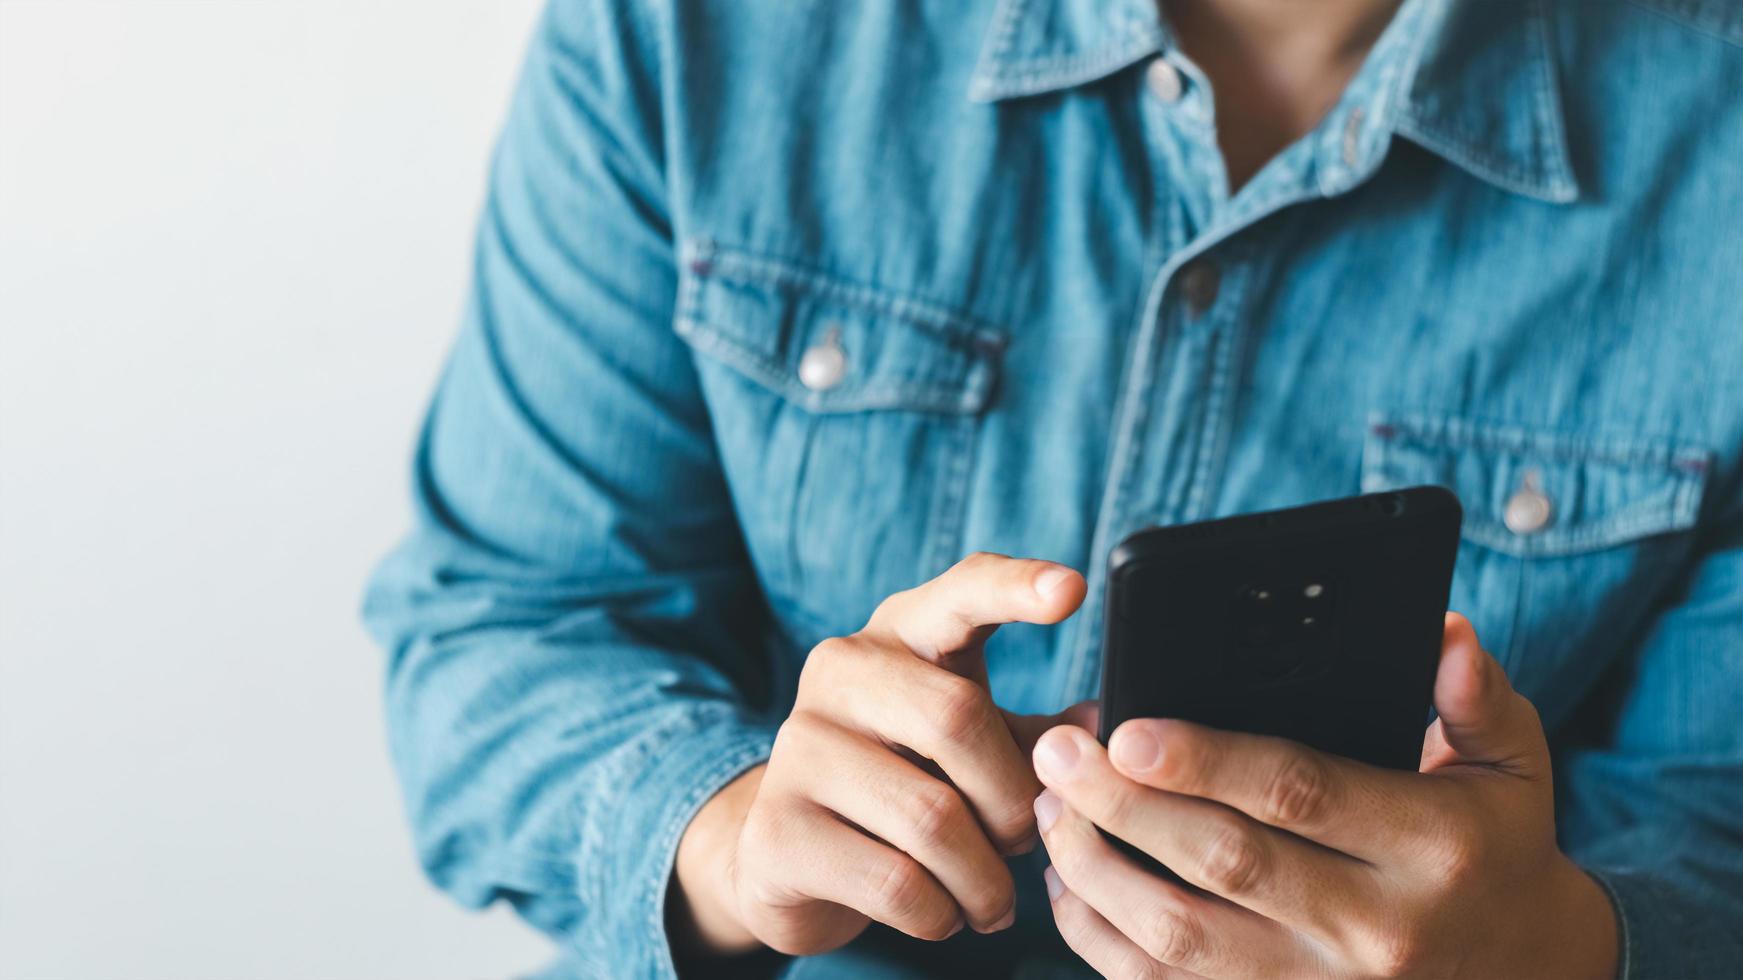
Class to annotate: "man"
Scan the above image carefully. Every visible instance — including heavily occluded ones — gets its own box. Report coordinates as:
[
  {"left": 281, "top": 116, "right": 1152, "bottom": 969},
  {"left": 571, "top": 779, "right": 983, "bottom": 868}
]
[{"left": 363, "top": 0, "right": 1743, "bottom": 976}]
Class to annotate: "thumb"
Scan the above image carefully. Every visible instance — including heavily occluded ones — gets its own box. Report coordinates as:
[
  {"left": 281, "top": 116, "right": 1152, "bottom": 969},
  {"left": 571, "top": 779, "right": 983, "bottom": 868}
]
[
  {"left": 1425, "top": 613, "right": 1546, "bottom": 774},
  {"left": 1004, "top": 700, "right": 1100, "bottom": 758}
]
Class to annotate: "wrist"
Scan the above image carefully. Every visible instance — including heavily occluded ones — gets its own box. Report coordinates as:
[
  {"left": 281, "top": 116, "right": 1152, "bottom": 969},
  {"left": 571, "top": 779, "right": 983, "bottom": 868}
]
[
  {"left": 667, "top": 763, "right": 766, "bottom": 958},
  {"left": 1532, "top": 856, "right": 1620, "bottom": 980}
]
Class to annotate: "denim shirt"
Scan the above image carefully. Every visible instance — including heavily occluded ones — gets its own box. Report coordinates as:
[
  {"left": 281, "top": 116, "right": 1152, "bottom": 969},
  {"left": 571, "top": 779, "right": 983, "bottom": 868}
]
[{"left": 362, "top": 0, "right": 1743, "bottom": 975}]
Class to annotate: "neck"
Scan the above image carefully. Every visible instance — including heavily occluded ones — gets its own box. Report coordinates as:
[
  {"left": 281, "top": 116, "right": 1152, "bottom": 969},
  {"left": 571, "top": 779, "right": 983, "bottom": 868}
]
[
  {"left": 1161, "top": 0, "right": 1403, "bottom": 191},
  {"left": 1166, "top": 0, "right": 1402, "bottom": 71}
]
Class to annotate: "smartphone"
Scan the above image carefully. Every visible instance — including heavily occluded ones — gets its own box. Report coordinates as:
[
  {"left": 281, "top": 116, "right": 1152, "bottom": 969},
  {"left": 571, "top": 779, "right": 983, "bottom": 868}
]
[{"left": 1098, "top": 486, "right": 1462, "bottom": 783}]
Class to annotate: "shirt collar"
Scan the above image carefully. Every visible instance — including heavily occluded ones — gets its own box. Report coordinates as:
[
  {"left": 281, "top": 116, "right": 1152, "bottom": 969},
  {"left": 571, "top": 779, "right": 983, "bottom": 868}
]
[
  {"left": 967, "top": 0, "right": 1580, "bottom": 204},
  {"left": 1394, "top": 0, "right": 1579, "bottom": 203},
  {"left": 966, "top": 0, "right": 1166, "bottom": 103}
]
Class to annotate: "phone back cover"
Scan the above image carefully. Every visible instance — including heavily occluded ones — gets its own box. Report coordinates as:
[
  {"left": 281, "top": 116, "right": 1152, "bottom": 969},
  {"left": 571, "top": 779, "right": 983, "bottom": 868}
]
[{"left": 1099, "top": 487, "right": 1461, "bottom": 771}]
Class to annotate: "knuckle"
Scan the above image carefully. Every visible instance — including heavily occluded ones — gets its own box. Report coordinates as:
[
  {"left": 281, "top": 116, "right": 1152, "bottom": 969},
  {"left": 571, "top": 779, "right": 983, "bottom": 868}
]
[
  {"left": 1363, "top": 926, "right": 1426, "bottom": 978},
  {"left": 904, "top": 783, "right": 968, "bottom": 849},
  {"left": 738, "top": 865, "right": 785, "bottom": 915},
  {"left": 868, "top": 589, "right": 915, "bottom": 629},
  {"left": 733, "top": 830, "right": 794, "bottom": 912},
  {"left": 954, "top": 550, "right": 1005, "bottom": 573},
  {"left": 806, "top": 636, "right": 857, "bottom": 673},
  {"left": 771, "top": 710, "right": 824, "bottom": 757},
  {"left": 1196, "top": 822, "right": 1266, "bottom": 897},
  {"left": 1086, "top": 781, "right": 1141, "bottom": 840},
  {"left": 733, "top": 821, "right": 771, "bottom": 875},
  {"left": 1149, "top": 731, "right": 1202, "bottom": 792},
  {"left": 931, "top": 675, "right": 994, "bottom": 747},
  {"left": 1140, "top": 903, "right": 1206, "bottom": 968},
  {"left": 1426, "top": 825, "right": 1484, "bottom": 886},
  {"left": 1262, "top": 753, "right": 1331, "bottom": 827},
  {"left": 740, "top": 797, "right": 795, "bottom": 858},
  {"left": 748, "top": 902, "right": 825, "bottom": 957},
  {"left": 986, "top": 804, "right": 1038, "bottom": 854},
  {"left": 971, "top": 875, "right": 1018, "bottom": 931},
  {"left": 867, "top": 856, "right": 930, "bottom": 922}
]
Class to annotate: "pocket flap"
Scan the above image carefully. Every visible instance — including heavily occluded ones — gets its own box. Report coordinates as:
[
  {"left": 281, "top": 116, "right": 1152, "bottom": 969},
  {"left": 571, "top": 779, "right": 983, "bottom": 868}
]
[
  {"left": 675, "top": 241, "right": 1005, "bottom": 414},
  {"left": 1361, "top": 413, "right": 1710, "bottom": 557}
]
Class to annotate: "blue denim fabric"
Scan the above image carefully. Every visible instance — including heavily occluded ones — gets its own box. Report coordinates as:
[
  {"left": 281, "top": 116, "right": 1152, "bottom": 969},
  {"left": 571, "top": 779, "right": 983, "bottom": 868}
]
[{"left": 361, "top": 0, "right": 1743, "bottom": 975}]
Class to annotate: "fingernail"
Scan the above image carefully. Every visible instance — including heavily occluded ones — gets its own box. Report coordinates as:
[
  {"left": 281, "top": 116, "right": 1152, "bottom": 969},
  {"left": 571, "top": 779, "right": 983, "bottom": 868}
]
[
  {"left": 1034, "top": 730, "right": 1081, "bottom": 780},
  {"left": 1043, "top": 865, "right": 1064, "bottom": 901},
  {"left": 1034, "top": 566, "right": 1072, "bottom": 599},
  {"left": 991, "top": 905, "right": 1016, "bottom": 931},
  {"left": 1008, "top": 832, "right": 1039, "bottom": 856},
  {"left": 946, "top": 919, "right": 964, "bottom": 938},
  {"left": 1033, "top": 789, "right": 1062, "bottom": 831},
  {"left": 1111, "top": 726, "right": 1162, "bottom": 773}
]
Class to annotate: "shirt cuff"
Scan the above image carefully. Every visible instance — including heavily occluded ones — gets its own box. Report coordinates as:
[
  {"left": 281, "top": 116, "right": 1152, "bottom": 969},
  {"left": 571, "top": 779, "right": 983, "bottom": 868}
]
[
  {"left": 1583, "top": 864, "right": 1737, "bottom": 980},
  {"left": 581, "top": 707, "right": 777, "bottom": 978}
]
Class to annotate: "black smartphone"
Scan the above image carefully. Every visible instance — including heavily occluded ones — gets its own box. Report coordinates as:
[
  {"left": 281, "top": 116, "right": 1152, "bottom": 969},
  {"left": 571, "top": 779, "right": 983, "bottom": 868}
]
[{"left": 1098, "top": 486, "right": 1462, "bottom": 783}]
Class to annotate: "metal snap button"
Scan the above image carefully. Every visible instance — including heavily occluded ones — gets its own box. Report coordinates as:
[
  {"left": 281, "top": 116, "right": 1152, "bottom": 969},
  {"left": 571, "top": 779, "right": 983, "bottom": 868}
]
[
  {"left": 1503, "top": 470, "right": 1553, "bottom": 535},
  {"left": 1146, "top": 58, "right": 1184, "bottom": 103},
  {"left": 797, "top": 326, "right": 848, "bottom": 391}
]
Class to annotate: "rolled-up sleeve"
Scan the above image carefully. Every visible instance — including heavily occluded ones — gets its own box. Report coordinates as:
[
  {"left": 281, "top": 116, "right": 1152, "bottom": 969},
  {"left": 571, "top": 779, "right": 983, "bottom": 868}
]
[
  {"left": 1556, "top": 517, "right": 1743, "bottom": 979},
  {"left": 361, "top": 1, "right": 778, "bottom": 973}
]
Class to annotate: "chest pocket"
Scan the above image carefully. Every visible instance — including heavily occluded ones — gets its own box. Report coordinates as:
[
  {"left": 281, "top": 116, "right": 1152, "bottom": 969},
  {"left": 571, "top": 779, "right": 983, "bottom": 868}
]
[
  {"left": 676, "top": 241, "right": 1005, "bottom": 640},
  {"left": 1361, "top": 413, "right": 1710, "bottom": 727}
]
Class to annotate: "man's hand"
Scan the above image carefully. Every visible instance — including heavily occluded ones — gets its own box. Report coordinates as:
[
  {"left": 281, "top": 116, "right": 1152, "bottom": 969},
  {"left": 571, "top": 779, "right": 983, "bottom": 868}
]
[
  {"left": 669, "top": 553, "right": 1094, "bottom": 958},
  {"left": 1032, "top": 614, "right": 1619, "bottom": 979}
]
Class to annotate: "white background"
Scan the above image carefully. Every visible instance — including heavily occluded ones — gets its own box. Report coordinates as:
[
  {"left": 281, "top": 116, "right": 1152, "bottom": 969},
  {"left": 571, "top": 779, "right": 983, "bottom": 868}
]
[{"left": 0, "top": 1, "right": 559, "bottom": 976}]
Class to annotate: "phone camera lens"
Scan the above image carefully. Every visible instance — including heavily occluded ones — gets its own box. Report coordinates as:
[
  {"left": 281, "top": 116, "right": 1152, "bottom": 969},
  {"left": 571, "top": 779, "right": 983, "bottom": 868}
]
[{"left": 1303, "top": 583, "right": 1324, "bottom": 599}]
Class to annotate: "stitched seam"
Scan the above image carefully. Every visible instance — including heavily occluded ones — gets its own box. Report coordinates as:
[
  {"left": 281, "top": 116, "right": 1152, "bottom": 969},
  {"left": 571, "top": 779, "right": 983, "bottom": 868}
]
[
  {"left": 969, "top": 0, "right": 1166, "bottom": 101},
  {"left": 676, "top": 316, "right": 990, "bottom": 414},
  {"left": 645, "top": 737, "right": 775, "bottom": 979},
  {"left": 981, "top": 33, "right": 1160, "bottom": 88},
  {"left": 1498, "top": 532, "right": 1528, "bottom": 675},
  {"left": 1365, "top": 415, "right": 1711, "bottom": 555},
  {"left": 1526, "top": 1, "right": 1578, "bottom": 194},
  {"left": 1064, "top": 168, "right": 1173, "bottom": 698},
  {"left": 1378, "top": 414, "right": 1706, "bottom": 468},
  {"left": 1066, "top": 232, "right": 1170, "bottom": 699},
  {"left": 924, "top": 415, "right": 980, "bottom": 578},
  {"left": 1181, "top": 257, "right": 1247, "bottom": 521},
  {"left": 1391, "top": 112, "right": 1569, "bottom": 201},
  {"left": 1625, "top": 0, "right": 1743, "bottom": 48},
  {"left": 785, "top": 414, "right": 820, "bottom": 587},
  {"left": 982, "top": 0, "right": 1027, "bottom": 72},
  {"left": 1314, "top": 0, "right": 1431, "bottom": 196},
  {"left": 1461, "top": 506, "right": 1698, "bottom": 557},
  {"left": 964, "top": 0, "right": 1025, "bottom": 100},
  {"left": 1065, "top": 151, "right": 1348, "bottom": 696},
  {"left": 685, "top": 241, "right": 1005, "bottom": 347}
]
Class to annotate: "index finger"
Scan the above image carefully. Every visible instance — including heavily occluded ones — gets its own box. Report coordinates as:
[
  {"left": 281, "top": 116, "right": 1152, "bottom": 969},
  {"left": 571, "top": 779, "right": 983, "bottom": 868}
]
[
  {"left": 814, "top": 646, "right": 1046, "bottom": 853},
  {"left": 866, "top": 552, "right": 1085, "bottom": 670},
  {"left": 1106, "top": 718, "right": 1446, "bottom": 861}
]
